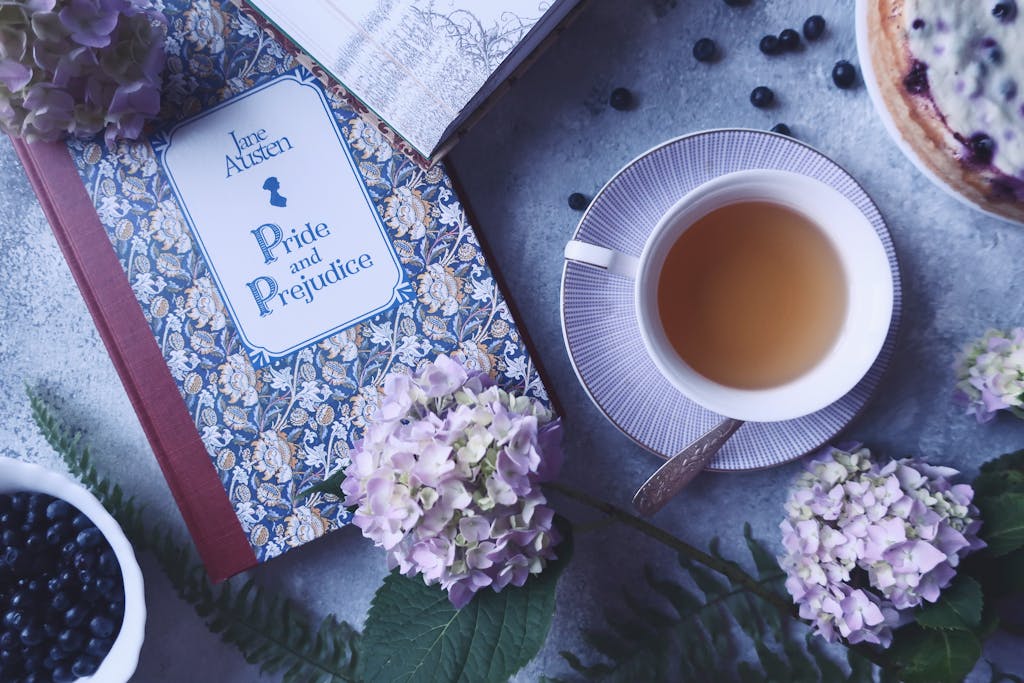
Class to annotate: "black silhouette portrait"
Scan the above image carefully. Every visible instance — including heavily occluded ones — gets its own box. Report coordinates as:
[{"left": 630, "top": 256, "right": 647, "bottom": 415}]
[{"left": 262, "top": 176, "right": 287, "bottom": 207}]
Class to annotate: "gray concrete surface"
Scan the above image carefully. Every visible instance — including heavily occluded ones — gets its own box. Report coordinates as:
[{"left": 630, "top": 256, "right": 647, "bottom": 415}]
[{"left": 1, "top": 0, "right": 1023, "bottom": 680}]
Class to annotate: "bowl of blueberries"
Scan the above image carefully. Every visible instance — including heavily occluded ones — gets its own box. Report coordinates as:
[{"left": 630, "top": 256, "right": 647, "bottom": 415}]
[{"left": 0, "top": 456, "right": 145, "bottom": 682}]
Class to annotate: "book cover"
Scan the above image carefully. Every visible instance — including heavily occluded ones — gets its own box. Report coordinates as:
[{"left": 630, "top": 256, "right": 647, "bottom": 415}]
[
  {"left": 243, "top": 0, "right": 582, "bottom": 162},
  {"left": 15, "top": 0, "right": 550, "bottom": 581}
]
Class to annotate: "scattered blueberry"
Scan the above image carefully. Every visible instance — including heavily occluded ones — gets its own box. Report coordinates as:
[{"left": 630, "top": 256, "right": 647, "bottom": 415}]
[
  {"left": 778, "top": 28, "right": 801, "bottom": 51},
  {"left": 759, "top": 34, "right": 781, "bottom": 55},
  {"left": 803, "top": 15, "right": 826, "bottom": 40},
  {"left": 568, "top": 193, "right": 589, "bottom": 211},
  {"left": 609, "top": 87, "right": 633, "bottom": 111},
  {"left": 750, "top": 86, "right": 775, "bottom": 108},
  {"left": 912, "top": 18, "right": 926, "bottom": 29},
  {"left": 770, "top": 123, "right": 793, "bottom": 136},
  {"left": 993, "top": 1, "right": 1017, "bottom": 21},
  {"left": 832, "top": 60, "right": 857, "bottom": 89},
  {"left": 968, "top": 133, "right": 996, "bottom": 164},
  {"left": 1001, "top": 79, "right": 1018, "bottom": 100},
  {"left": 692, "top": 37, "right": 717, "bottom": 62},
  {"left": 903, "top": 59, "right": 930, "bottom": 94},
  {"left": 987, "top": 45, "right": 1004, "bottom": 64}
]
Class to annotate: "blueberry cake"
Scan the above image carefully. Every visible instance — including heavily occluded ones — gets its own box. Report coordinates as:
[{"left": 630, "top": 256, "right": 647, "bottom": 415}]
[{"left": 867, "top": 0, "right": 1024, "bottom": 223}]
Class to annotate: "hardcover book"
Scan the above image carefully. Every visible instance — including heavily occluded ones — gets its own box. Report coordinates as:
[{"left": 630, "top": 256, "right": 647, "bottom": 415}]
[
  {"left": 14, "top": 0, "right": 549, "bottom": 581},
  {"left": 242, "top": 0, "right": 583, "bottom": 164}
]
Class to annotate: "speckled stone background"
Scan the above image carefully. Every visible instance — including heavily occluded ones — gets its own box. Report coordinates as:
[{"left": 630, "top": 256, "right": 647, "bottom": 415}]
[{"left": 2, "top": 0, "right": 1023, "bottom": 680}]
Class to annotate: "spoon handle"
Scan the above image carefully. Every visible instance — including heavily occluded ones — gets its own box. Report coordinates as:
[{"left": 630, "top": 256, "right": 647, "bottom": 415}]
[{"left": 632, "top": 417, "right": 744, "bottom": 517}]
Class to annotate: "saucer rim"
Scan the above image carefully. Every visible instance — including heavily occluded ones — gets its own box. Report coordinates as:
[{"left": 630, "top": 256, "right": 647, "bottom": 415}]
[{"left": 559, "top": 127, "right": 904, "bottom": 471}]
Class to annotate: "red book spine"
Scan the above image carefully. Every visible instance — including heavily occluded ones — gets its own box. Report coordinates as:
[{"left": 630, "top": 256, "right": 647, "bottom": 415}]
[{"left": 13, "top": 138, "right": 256, "bottom": 582}]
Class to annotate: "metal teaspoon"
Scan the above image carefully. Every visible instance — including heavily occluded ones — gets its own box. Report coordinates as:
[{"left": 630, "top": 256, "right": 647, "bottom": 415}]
[{"left": 632, "top": 417, "right": 744, "bottom": 516}]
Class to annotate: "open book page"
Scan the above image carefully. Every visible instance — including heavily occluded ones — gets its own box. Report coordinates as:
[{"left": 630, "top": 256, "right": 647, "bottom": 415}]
[{"left": 245, "top": 0, "right": 564, "bottom": 157}]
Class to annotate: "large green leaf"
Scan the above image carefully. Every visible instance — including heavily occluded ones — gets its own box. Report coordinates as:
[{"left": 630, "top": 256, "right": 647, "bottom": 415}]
[
  {"left": 358, "top": 520, "right": 572, "bottom": 683},
  {"left": 888, "top": 625, "right": 981, "bottom": 683},
  {"left": 915, "top": 575, "right": 983, "bottom": 631},
  {"left": 977, "top": 493, "right": 1024, "bottom": 557}
]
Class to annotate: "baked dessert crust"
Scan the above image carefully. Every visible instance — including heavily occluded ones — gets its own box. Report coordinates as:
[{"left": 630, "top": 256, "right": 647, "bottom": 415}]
[{"left": 866, "top": 0, "right": 1024, "bottom": 224}]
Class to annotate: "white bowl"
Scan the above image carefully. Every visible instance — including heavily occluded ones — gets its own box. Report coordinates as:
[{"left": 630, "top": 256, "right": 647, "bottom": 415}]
[{"left": 0, "top": 456, "right": 145, "bottom": 682}]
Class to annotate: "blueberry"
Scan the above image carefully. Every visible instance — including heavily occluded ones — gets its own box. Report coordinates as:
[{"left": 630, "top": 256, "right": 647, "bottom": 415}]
[
  {"left": 70, "top": 514, "right": 90, "bottom": 533},
  {"left": 1001, "top": 79, "right": 1018, "bottom": 100},
  {"left": 803, "top": 15, "right": 826, "bottom": 40},
  {"left": 0, "top": 630, "right": 17, "bottom": 650},
  {"left": 4, "top": 610, "right": 25, "bottom": 630},
  {"left": 759, "top": 34, "right": 781, "bottom": 55},
  {"left": 568, "top": 193, "right": 589, "bottom": 211},
  {"left": 724, "top": 0, "right": 749, "bottom": 5},
  {"left": 64, "top": 605, "right": 87, "bottom": 628},
  {"left": 88, "top": 616, "right": 114, "bottom": 639},
  {"left": 968, "top": 133, "right": 996, "bottom": 164},
  {"left": 2, "top": 529, "right": 22, "bottom": 548},
  {"left": 770, "top": 123, "right": 793, "bottom": 136},
  {"left": 72, "top": 551, "right": 95, "bottom": 571},
  {"left": 903, "top": 59, "right": 930, "bottom": 94},
  {"left": 71, "top": 656, "right": 100, "bottom": 678},
  {"left": 52, "top": 664, "right": 76, "bottom": 683},
  {"left": 9, "top": 591, "right": 32, "bottom": 609},
  {"left": 832, "top": 60, "right": 857, "bottom": 88},
  {"left": 912, "top": 18, "right": 926, "bottom": 29},
  {"left": 85, "top": 636, "right": 113, "bottom": 658},
  {"left": 779, "top": 28, "right": 801, "bottom": 51},
  {"left": 95, "top": 577, "right": 119, "bottom": 601},
  {"left": 609, "top": 87, "right": 633, "bottom": 111},
  {"left": 48, "top": 643, "right": 67, "bottom": 662},
  {"left": 20, "top": 625, "right": 44, "bottom": 647},
  {"left": 692, "top": 37, "right": 717, "bottom": 62},
  {"left": 750, "top": 86, "right": 775, "bottom": 108},
  {"left": 10, "top": 493, "right": 29, "bottom": 514},
  {"left": 993, "top": 1, "right": 1017, "bottom": 21},
  {"left": 57, "top": 629, "right": 83, "bottom": 653},
  {"left": 45, "top": 522, "right": 69, "bottom": 546},
  {"left": 45, "top": 500, "right": 71, "bottom": 521},
  {"left": 76, "top": 527, "right": 102, "bottom": 550},
  {"left": 97, "top": 550, "right": 118, "bottom": 576}
]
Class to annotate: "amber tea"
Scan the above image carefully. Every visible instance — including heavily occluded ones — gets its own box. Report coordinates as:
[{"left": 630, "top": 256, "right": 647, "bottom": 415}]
[{"left": 656, "top": 201, "right": 847, "bottom": 389}]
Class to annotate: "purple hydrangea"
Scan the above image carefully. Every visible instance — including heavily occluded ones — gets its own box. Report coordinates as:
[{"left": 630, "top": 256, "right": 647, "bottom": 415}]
[
  {"left": 953, "top": 327, "right": 1024, "bottom": 423},
  {"left": 0, "top": 0, "right": 166, "bottom": 144},
  {"left": 780, "top": 445, "right": 983, "bottom": 647},
  {"left": 341, "top": 356, "right": 563, "bottom": 609}
]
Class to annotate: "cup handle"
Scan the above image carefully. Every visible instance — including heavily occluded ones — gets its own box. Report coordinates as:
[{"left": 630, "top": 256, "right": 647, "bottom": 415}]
[{"left": 564, "top": 240, "right": 640, "bottom": 279}]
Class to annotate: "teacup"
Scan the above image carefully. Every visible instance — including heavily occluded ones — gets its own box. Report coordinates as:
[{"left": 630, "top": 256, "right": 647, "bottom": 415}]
[{"left": 564, "top": 169, "right": 894, "bottom": 422}]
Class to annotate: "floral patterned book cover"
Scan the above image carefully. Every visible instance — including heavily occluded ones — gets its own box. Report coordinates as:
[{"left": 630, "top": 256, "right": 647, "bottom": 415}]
[{"left": 18, "top": 0, "right": 550, "bottom": 580}]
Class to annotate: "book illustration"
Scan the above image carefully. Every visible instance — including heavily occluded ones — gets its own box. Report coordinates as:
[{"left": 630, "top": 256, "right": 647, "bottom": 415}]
[
  {"left": 262, "top": 177, "right": 286, "bottom": 207},
  {"left": 65, "top": 0, "right": 548, "bottom": 565}
]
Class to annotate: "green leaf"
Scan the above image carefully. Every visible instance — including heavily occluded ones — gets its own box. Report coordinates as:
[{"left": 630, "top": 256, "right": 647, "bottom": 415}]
[
  {"left": 296, "top": 468, "right": 347, "bottom": 502},
  {"left": 915, "top": 575, "right": 983, "bottom": 631},
  {"left": 743, "top": 524, "right": 782, "bottom": 580},
  {"left": 888, "top": 625, "right": 982, "bottom": 683},
  {"left": 358, "top": 519, "right": 572, "bottom": 683},
  {"left": 977, "top": 493, "right": 1024, "bottom": 556}
]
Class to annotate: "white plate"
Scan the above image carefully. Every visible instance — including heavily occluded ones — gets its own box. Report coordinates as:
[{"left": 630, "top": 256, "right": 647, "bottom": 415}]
[
  {"left": 560, "top": 129, "right": 902, "bottom": 470},
  {"left": 855, "top": 0, "right": 1023, "bottom": 226}
]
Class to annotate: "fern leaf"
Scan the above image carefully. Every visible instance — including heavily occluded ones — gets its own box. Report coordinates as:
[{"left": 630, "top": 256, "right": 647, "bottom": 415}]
[{"left": 28, "top": 390, "right": 360, "bottom": 682}]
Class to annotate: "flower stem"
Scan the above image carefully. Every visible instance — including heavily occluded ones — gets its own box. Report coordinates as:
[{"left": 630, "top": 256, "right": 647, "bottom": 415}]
[
  {"left": 546, "top": 480, "right": 891, "bottom": 670},
  {"left": 546, "top": 480, "right": 794, "bottom": 616}
]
